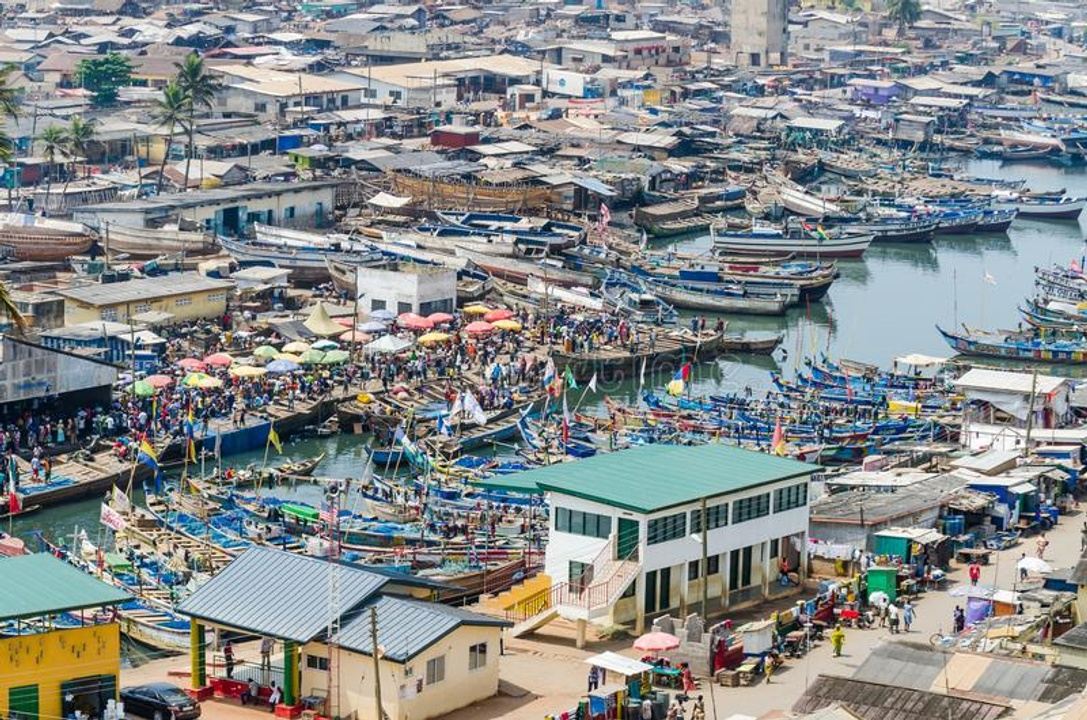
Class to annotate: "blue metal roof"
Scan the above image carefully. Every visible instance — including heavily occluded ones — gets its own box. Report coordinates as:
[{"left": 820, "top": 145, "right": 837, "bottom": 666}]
[
  {"left": 177, "top": 547, "right": 389, "bottom": 643},
  {"left": 335, "top": 595, "right": 509, "bottom": 663}
]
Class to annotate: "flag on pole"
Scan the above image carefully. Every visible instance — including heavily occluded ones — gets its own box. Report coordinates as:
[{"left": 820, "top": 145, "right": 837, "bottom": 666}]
[
  {"left": 436, "top": 414, "right": 453, "bottom": 437},
  {"left": 137, "top": 439, "right": 160, "bottom": 472},
  {"left": 600, "top": 203, "right": 612, "bottom": 226},
  {"left": 562, "top": 392, "right": 571, "bottom": 445},
  {"left": 588, "top": 373, "right": 598, "bottom": 393},
  {"left": 639, "top": 357, "right": 646, "bottom": 389},
  {"left": 7, "top": 475, "right": 19, "bottom": 515},
  {"left": 771, "top": 417, "right": 786, "bottom": 456},
  {"left": 267, "top": 424, "right": 283, "bottom": 454},
  {"left": 666, "top": 363, "right": 691, "bottom": 397},
  {"left": 563, "top": 366, "right": 579, "bottom": 391},
  {"left": 1072, "top": 258, "right": 1083, "bottom": 274},
  {"left": 542, "top": 358, "right": 556, "bottom": 388},
  {"left": 463, "top": 391, "right": 488, "bottom": 425},
  {"left": 111, "top": 485, "right": 131, "bottom": 514},
  {"left": 100, "top": 503, "right": 126, "bottom": 531},
  {"left": 319, "top": 501, "right": 335, "bottom": 525}
]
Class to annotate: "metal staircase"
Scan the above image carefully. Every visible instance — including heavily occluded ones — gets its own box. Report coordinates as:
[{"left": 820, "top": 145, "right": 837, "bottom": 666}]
[{"left": 506, "top": 536, "right": 641, "bottom": 637}]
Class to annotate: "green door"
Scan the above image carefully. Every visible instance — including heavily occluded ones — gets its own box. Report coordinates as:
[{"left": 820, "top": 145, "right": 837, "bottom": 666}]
[
  {"left": 617, "top": 518, "right": 639, "bottom": 560},
  {"left": 10, "top": 684, "right": 39, "bottom": 720}
]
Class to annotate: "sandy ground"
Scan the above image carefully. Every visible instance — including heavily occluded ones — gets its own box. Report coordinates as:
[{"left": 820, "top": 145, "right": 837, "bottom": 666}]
[{"left": 120, "top": 510, "right": 1084, "bottom": 720}]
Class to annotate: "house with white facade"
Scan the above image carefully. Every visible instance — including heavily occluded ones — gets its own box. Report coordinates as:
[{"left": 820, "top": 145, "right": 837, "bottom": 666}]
[
  {"left": 954, "top": 368, "right": 1074, "bottom": 452},
  {"left": 488, "top": 445, "right": 816, "bottom": 646}
]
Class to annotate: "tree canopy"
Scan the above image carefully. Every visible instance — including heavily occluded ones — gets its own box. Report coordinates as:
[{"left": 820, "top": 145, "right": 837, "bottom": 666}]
[{"left": 76, "top": 53, "right": 134, "bottom": 106}]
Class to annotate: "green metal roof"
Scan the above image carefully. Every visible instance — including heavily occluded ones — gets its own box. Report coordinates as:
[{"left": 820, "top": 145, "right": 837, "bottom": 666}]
[
  {"left": 507, "top": 444, "right": 818, "bottom": 514},
  {"left": 0, "top": 553, "right": 131, "bottom": 621},
  {"left": 470, "top": 473, "right": 546, "bottom": 495}
]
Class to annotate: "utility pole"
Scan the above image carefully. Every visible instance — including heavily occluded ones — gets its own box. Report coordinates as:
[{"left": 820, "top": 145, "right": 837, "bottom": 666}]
[
  {"left": 700, "top": 497, "right": 709, "bottom": 619},
  {"left": 370, "top": 606, "right": 384, "bottom": 720},
  {"left": 1023, "top": 368, "right": 1039, "bottom": 454}
]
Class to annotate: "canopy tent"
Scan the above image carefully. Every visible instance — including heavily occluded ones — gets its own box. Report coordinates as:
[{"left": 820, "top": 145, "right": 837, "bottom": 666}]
[
  {"left": 304, "top": 302, "right": 347, "bottom": 337},
  {"left": 366, "top": 334, "right": 414, "bottom": 355},
  {"left": 583, "top": 652, "right": 653, "bottom": 677},
  {"left": 367, "top": 191, "right": 413, "bottom": 209}
]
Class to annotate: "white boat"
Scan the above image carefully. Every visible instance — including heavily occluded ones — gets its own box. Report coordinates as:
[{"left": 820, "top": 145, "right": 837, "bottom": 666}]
[
  {"left": 526, "top": 275, "right": 604, "bottom": 311},
  {"left": 454, "top": 245, "right": 597, "bottom": 287},
  {"left": 254, "top": 222, "right": 360, "bottom": 249},
  {"left": 991, "top": 192, "right": 1086, "bottom": 220},
  {"left": 998, "top": 130, "right": 1065, "bottom": 151},
  {"left": 104, "top": 222, "right": 218, "bottom": 257},
  {"left": 397, "top": 229, "right": 518, "bottom": 257},
  {"left": 713, "top": 225, "right": 873, "bottom": 259},
  {"left": 777, "top": 185, "right": 844, "bottom": 218}
]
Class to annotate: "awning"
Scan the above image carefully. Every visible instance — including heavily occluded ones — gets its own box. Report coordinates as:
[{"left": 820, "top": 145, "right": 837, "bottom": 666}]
[
  {"left": 584, "top": 651, "right": 653, "bottom": 677},
  {"left": 366, "top": 191, "right": 412, "bottom": 209},
  {"left": 1009, "top": 483, "right": 1037, "bottom": 494}
]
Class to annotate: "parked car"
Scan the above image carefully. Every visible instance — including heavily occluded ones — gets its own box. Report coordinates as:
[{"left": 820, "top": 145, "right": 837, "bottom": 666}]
[{"left": 120, "top": 682, "right": 201, "bottom": 720}]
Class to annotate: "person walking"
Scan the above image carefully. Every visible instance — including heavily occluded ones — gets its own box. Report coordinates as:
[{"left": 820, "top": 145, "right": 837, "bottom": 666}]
[
  {"left": 902, "top": 600, "right": 916, "bottom": 632},
  {"left": 1036, "top": 533, "right": 1050, "bottom": 559},
  {"left": 1019, "top": 553, "right": 1029, "bottom": 583},
  {"left": 887, "top": 602, "right": 900, "bottom": 634},
  {"left": 968, "top": 561, "right": 981, "bottom": 586},
  {"left": 953, "top": 606, "right": 966, "bottom": 634},
  {"left": 260, "top": 636, "right": 274, "bottom": 683},
  {"left": 224, "top": 640, "right": 236, "bottom": 679},
  {"left": 830, "top": 623, "right": 846, "bottom": 657}
]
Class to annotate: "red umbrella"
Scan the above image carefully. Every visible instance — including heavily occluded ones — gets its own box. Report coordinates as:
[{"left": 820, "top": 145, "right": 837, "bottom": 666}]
[
  {"left": 145, "top": 374, "right": 175, "bottom": 389},
  {"left": 177, "top": 358, "right": 206, "bottom": 371},
  {"left": 204, "top": 353, "right": 234, "bottom": 367},
  {"left": 633, "top": 632, "right": 680, "bottom": 652},
  {"left": 339, "top": 329, "right": 372, "bottom": 343},
  {"left": 465, "top": 320, "right": 494, "bottom": 335},
  {"left": 427, "top": 312, "right": 454, "bottom": 325},
  {"left": 398, "top": 312, "right": 433, "bottom": 331},
  {"left": 334, "top": 317, "right": 355, "bottom": 328},
  {"left": 484, "top": 308, "right": 514, "bottom": 322}
]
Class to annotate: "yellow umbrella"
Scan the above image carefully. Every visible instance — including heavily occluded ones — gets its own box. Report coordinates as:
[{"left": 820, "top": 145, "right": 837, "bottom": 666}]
[
  {"left": 492, "top": 319, "right": 522, "bottom": 332},
  {"left": 282, "top": 341, "right": 311, "bottom": 353},
  {"left": 418, "top": 331, "right": 450, "bottom": 345},
  {"left": 230, "top": 365, "right": 268, "bottom": 378},
  {"left": 463, "top": 305, "right": 491, "bottom": 316},
  {"left": 275, "top": 352, "right": 302, "bottom": 362},
  {"left": 183, "top": 372, "right": 209, "bottom": 387},
  {"left": 197, "top": 376, "right": 223, "bottom": 389}
]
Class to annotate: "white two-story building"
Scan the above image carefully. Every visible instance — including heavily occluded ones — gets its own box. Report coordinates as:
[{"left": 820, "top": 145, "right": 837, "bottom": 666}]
[{"left": 493, "top": 445, "right": 817, "bottom": 645}]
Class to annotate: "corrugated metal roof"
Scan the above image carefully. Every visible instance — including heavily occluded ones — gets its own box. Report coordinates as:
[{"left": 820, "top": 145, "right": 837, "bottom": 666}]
[
  {"left": 0, "top": 553, "right": 130, "bottom": 621},
  {"left": 177, "top": 547, "right": 389, "bottom": 642},
  {"left": 793, "top": 675, "right": 1009, "bottom": 720},
  {"left": 851, "top": 641, "right": 944, "bottom": 689},
  {"left": 335, "top": 595, "right": 508, "bottom": 662},
  {"left": 56, "top": 273, "right": 233, "bottom": 307},
  {"left": 509, "top": 444, "right": 817, "bottom": 514}
]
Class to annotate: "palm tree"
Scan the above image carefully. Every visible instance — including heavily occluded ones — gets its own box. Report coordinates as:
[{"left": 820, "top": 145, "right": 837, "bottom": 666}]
[
  {"left": 151, "top": 81, "right": 189, "bottom": 195},
  {"left": 0, "top": 65, "right": 21, "bottom": 123},
  {"left": 886, "top": 0, "right": 921, "bottom": 36},
  {"left": 0, "top": 281, "right": 27, "bottom": 332},
  {"left": 38, "top": 125, "right": 67, "bottom": 216},
  {"left": 61, "top": 116, "right": 96, "bottom": 196},
  {"left": 174, "top": 54, "right": 221, "bottom": 190}
]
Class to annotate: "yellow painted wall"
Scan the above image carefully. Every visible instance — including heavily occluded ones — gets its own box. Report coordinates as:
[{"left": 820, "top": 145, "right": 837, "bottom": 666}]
[
  {"left": 301, "top": 624, "right": 501, "bottom": 720},
  {"left": 64, "top": 289, "right": 228, "bottom": 326},
  {"left": 0, "top": 624, "right": 121, "bottom": 720}
]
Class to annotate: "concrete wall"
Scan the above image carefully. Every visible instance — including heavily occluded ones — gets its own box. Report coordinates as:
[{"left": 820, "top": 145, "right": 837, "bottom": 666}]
[
  {"left": 301, "top": 624, "right": 501, "bottom": 720},
  {"left": 63, "top": 288, "right": 228, "bottom": 326},
  {"left": 731, "top": 0, "right": 789, "bottom": 66},
  {"left": 0, "top": 624, "right": 120, "bottom": 720},
  {"left": 0, "top": 336, "right": 117, "bottom": 404},
  {"left": 357, "top": 266, "right": 457, "bottom": 315}
]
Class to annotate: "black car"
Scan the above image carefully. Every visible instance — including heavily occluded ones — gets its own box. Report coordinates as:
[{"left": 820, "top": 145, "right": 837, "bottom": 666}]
[{"left": 120, "top": 682, "right": 202, "bottom": 720}]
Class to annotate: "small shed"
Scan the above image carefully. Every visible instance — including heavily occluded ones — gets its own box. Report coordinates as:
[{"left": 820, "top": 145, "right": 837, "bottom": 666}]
[{"left": 430, "top": 125, "right": 480, "bottom": 149}]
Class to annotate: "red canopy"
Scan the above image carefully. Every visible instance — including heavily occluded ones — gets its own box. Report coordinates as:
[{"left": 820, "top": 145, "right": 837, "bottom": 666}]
[
  {"left": 398, "top": 313, "right": 434, "bottom": 330},
  {"left": 204, "top": 353, "right": 234, "bottom": 367},
  {"left": 483, "top": 308, "right": 514, "bottom": 322},
  {"left": 465, "top": 320, "right": 494, "bottom": 335},
  {"left": 177, "top": 358, "right": 206, "bottom": 371},
  {"left": 426, "top": 312, "right": 455, "bottom": 325},
  {"left": 144, "top": 374, "right": 175, "bottom": 388}
]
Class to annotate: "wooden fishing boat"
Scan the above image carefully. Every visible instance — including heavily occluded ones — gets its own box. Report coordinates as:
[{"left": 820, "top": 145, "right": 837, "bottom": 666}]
[
  {"left": 0, "top": 214, "right": 94, "bottom": 261},
  {"left": 104, "top": 223, "right": 218, "bottom": 258},
  {"left": 220, "top": 235, "right": 384, "bottom": 284},
  {"left": 820, "top": 154, "right": 876, "bottom": 179},
  {"left": 0, "top": 504, "right": 40, "bottom": 521},
  {"left": 936, "top": 324, "right": 1087, "bottom": 363},
  {"left": 991, "top": 193, "right": 1086, "bottom": 220},
  {"left": 721, "top": 332, "right": 784, "bottom": 354},
  {"left": 641, "top": 276, "right": 790, "bottom": 314},
  {"left": 551, "top": 330, "right": 725, "bottom": 382},
  {"left": 454, "top": 245, "right": 597, "bottom": 288},
  {"left": 713, "top": 225, "right": 873, "bottom": 259}
]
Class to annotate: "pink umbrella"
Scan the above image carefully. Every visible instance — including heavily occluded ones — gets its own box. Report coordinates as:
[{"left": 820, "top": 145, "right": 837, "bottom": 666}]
[
  {"left": 177, "top": 358, "right": 206, "bottom": 371},
  {"left": 484, "top": 308, "right": 514, "bottom": 322},
  {"left": 145, "top": 374, "right": 175, "bottom": 389},
  {"left": 632, "top": 632, "right": 680, "bottom": 653},
  {"left": 334, "top": 317, "right": 355, "bottom": 328},
  {"left": 339, "top": 329, "right": 372, "bottom": 343},
  {"left": 427, "top": 312, "right": 454, "bottom": 325},
  {"left": 465, "top": 320, "right": 494, "bottom": 335},
  {"left": 204, "top": 353, "right": 234, "bottom": 367},
  {"left": 398, "top": 312, "right": 434, "bottom": 331}
]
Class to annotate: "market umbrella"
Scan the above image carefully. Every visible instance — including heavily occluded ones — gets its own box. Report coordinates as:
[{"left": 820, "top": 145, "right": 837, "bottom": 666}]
[
  {"left": 131, "top": 380, "right": 156, "bottom": 398},
  {"left": 1017, "top": 557, "right": 1052, "bottom": 575},
  {"left": 632, "top": 632, "right": 680, "bottom": 653},
  {"left": 463, "top": 304, "right": 491, "bottom": 316},
  {"left": 144, "top": 374, "right": 174, "bottom": 389},
  {"left": 304, "top": 302, "right": 347, "bottom": 337},
  {"left": 398, "top": 312, "right": 433, "bottom": 331},
  {"left": 230, "top": 365, "right": 267, "bottom": 378},
  {"left": 418, "top": 331, "right": 450, "bottom": 346},
  {"left": 466, "top": 320, "right": 494, "bottom": 335},
  {"left": 282, "top": 341, "right": 311, "bottom": 354},
  {"left": 267, "top": 359, "right": 300, "bottom": 374},
  {"left": 275, "top": 352, "right": 302, "bottom": 362},
  {"left": 358, "top": 320, "right": 387, "bottom": 333},
  {"left": 177, "top": 357, "right": 206, "bottom": 371},
  {"left": 369, "top": 309, "right": 396, "bottom": 321},
  {"left": 183, "top": 372, "right": 210, "bottom": 387},
  {"left": 253, "top": 345, "right": 279, "bottom": 360},
  {"left": 492, "top": 319, "right": 522, "bottom": 332},
  {"left": 334, "top": 317, "right": 355, "bottom": 328},
  {"left": 197, "top": 376, "right": 223, "bottom": 389},
  {"left": 204, "top": 352, "right": 234, "bottom": 367},
  {"left": 300, "top": 349, "right": 326, "bottom": 364},
  {"left": 484, "top": 308, "right": 514, "bottom": 322},
  {"left": 339, "top": 329, "right": 372, "bottom": 343},
  {"left": 312, "top": 340, "right": 340, "bottom": 351},
  {"left": 426, "top": 312, "right": 454, "bottom": 325},
  {"left": 320, "top": 349, "right": 350, "bottom": 365},
  {"left": 366, "top": 334, "right": 414, "bottom": 355}
]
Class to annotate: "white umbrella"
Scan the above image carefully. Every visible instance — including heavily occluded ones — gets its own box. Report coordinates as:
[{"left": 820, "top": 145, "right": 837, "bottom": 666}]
[
  {"left": 1017, "top": 556, "right": 1051, "bottom": 575},
  {"left": 365, "top": 334, "right": 414, "bottom": 355},
  {"left": 868, "top": 591, "right": 889, "bottom": 607}
]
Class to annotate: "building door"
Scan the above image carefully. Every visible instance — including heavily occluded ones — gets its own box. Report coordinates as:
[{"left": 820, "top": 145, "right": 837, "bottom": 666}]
[
  {"left": 315, "top": 201, "right": 325, "bottom": 226},
  {"left": 617, "top": 518, "right": 638, "bottom": 560},
  {"left": 219, "top": 206, "right": 241, "bottom": 236},
  {"left": 658, "top": 567, "right": 671, "bottom": 610},
  {"left": 644, "top": 569, "right": 657, "bottom": 614},
  {"left": 569, "top": 560, "right": 592, "bottom": 591},
  {"left": 10, "top": 684, "right": 39, "bottom": 720}
]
